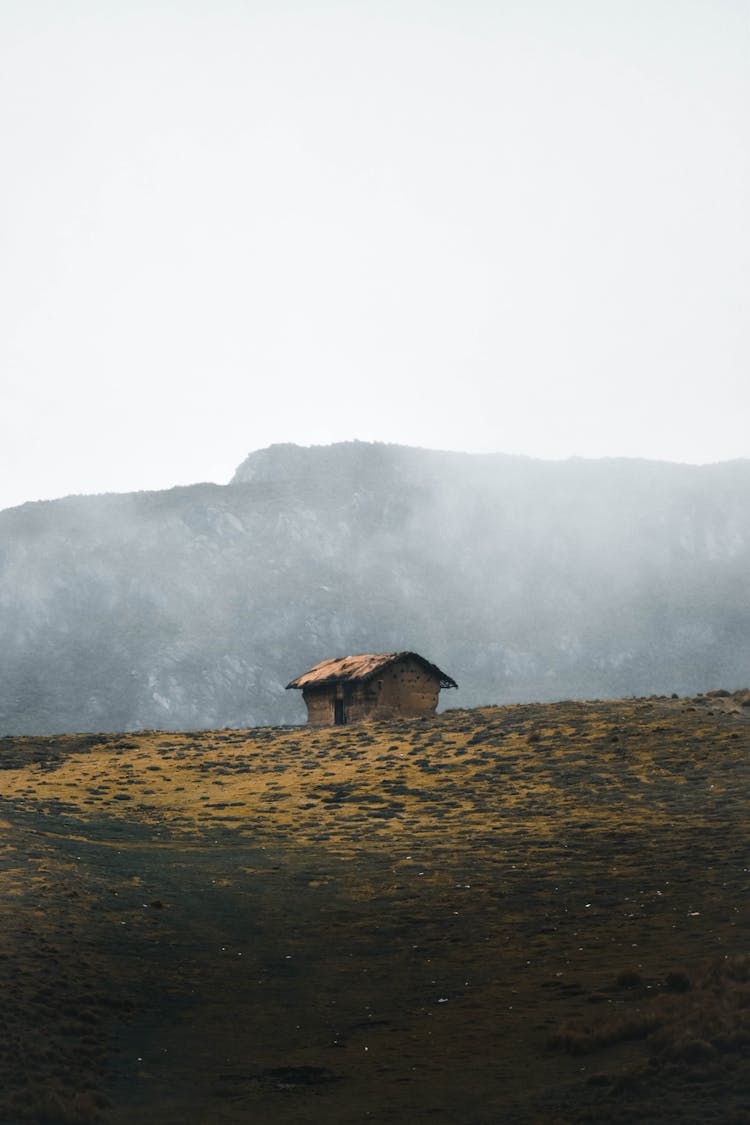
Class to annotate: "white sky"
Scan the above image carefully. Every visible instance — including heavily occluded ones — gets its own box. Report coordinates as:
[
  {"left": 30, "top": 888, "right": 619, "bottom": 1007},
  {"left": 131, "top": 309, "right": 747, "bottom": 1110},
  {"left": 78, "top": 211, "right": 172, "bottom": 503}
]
[{"left": 1, "top": 0, "right": 748, "bottom": 511}]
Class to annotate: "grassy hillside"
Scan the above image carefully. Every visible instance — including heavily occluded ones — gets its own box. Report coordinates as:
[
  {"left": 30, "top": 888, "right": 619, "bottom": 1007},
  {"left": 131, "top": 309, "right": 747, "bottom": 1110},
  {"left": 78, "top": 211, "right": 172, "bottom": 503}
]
[{"left": 1, "top": 694, "right": 749, "bottom": 1123}]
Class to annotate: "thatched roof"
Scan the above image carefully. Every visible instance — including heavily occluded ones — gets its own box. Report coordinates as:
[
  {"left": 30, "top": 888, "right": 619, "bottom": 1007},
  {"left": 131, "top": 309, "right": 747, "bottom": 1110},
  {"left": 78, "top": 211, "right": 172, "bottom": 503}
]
[{"left": 286, "top": 652, "right": 458, "bottom": 691}]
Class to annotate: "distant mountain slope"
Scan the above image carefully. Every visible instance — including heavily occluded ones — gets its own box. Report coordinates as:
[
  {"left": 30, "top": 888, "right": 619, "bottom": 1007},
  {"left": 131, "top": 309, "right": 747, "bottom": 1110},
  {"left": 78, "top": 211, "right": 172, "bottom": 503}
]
[{"left": 1, "top": 442, "right": 750, "bottom": 733}]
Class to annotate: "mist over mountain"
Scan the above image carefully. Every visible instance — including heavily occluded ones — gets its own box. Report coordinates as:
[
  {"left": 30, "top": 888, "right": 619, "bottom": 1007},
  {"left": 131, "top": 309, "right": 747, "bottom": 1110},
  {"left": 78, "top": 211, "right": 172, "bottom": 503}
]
[{"left": 2, "top": 442, "right": 749, "bottom": 734}]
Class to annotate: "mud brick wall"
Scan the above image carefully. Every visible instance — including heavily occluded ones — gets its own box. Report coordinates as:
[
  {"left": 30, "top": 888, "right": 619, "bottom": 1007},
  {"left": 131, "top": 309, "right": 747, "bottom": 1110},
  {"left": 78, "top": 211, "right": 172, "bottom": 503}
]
[
  {"left": 302, "top": 686, "right": 336, "bottom": 724},
  {"left": 301, "top": 658, "right": 441, "bottom": 724},
  {"left": 370, "top": 656, "right": 440, "bottom": 719}
]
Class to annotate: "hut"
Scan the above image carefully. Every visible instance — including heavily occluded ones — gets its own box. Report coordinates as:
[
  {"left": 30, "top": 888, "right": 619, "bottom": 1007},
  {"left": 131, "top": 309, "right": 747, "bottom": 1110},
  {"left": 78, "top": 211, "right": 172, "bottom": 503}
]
[{"left": 286, "top": 651, "right": 458, "bottom": 725}]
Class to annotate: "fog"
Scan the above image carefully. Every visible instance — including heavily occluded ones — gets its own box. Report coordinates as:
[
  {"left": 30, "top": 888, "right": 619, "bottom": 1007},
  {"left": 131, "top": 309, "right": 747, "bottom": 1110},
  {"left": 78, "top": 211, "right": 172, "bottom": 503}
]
[
  {"left": 1, "top": 1, "right": 748, "bottom": 513},
  {"left": 1, "top": 442, "right": 750, "bottom": 734}
]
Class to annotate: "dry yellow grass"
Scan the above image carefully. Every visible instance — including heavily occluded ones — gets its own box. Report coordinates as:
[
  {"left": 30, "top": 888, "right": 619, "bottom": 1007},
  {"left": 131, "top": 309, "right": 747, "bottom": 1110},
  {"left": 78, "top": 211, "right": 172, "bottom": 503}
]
[{"left": 1, "top": 694, "right": 749, "bottom": 1123}]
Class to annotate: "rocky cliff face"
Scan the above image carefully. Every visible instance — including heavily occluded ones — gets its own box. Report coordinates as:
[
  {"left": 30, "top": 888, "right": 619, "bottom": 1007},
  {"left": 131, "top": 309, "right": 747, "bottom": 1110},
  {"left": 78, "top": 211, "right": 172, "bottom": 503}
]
[{"left": 1, "top": 442, "right": 749, "bottom": 733}]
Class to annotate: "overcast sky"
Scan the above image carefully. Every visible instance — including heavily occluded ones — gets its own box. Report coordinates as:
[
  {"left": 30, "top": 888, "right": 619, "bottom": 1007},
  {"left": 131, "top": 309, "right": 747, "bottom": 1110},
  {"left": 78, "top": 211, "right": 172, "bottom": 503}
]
[{"left": 1, "top": 0, "right": 748, "bottom": 512}]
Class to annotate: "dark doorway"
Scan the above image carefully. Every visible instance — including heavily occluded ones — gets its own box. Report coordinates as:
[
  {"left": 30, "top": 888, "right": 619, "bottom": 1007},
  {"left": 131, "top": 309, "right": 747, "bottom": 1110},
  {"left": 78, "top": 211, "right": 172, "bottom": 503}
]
[{"left": 334, "top": 699, "right": 346, "bottom": 725}]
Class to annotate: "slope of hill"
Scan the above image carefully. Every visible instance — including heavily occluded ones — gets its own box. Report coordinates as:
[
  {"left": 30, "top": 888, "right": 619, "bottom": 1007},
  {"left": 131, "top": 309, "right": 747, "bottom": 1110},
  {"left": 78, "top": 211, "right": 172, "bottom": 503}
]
[
  {"left": 2, "top": 442, "right": 750, "bottom": 734},
  {"left": 1, "top": 696, "right": 749, "bottom": 1123}
]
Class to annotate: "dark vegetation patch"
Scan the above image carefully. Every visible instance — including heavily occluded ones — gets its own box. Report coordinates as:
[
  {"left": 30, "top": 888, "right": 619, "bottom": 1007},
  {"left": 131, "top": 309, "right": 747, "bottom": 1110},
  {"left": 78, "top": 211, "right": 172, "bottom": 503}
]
[{"left": 0, "top": 734, "right": 123, "bottom": 771}]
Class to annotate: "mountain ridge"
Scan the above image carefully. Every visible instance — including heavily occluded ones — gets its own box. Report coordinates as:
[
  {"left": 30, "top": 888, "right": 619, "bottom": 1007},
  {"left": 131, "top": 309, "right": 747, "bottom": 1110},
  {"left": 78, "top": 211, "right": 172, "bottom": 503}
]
[{"left": 2, "top": 441, "right": 749, "bottom": 734}]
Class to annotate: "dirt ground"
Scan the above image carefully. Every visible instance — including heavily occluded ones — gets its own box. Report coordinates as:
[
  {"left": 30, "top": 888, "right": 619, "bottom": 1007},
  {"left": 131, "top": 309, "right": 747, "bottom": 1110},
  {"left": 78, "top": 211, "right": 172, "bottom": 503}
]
[{"left": 1, "top": 693, "right": 750, "bottom": 1124}]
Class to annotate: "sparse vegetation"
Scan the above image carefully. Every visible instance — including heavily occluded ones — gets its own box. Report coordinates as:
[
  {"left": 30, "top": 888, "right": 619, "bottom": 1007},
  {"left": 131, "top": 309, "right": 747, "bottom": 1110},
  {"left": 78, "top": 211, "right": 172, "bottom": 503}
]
[{"left": 0, "top": 695, "right": 748, "bottom": 1122}]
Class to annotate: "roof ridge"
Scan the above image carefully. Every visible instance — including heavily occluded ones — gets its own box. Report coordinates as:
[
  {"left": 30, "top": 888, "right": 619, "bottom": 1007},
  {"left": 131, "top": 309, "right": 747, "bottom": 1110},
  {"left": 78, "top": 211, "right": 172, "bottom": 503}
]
[{"left": 286, "top": 651, "right": 457, "bottom": 691}]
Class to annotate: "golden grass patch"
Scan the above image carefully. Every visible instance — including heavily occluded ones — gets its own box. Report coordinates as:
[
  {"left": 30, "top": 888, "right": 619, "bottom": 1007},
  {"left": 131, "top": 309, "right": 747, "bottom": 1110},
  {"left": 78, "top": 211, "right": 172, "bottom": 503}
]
[{"left": 0, "top": 696, "right": 748, "bottom": 1123}]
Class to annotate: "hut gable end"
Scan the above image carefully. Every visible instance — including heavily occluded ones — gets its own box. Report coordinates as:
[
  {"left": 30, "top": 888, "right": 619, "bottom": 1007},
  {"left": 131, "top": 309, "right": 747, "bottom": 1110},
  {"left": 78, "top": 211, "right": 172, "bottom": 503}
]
[{"left": 286, "top": 651, "right": 457, "bottom": 725}]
